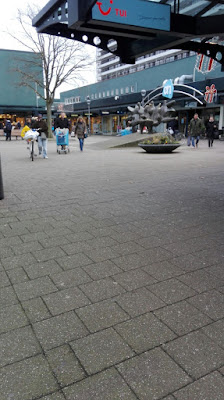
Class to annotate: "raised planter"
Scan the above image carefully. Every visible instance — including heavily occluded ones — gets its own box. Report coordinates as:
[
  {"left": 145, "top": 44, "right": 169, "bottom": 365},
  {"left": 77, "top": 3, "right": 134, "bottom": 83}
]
[{"left": 138, "top": 143, "right": 180, "bottom": 153}]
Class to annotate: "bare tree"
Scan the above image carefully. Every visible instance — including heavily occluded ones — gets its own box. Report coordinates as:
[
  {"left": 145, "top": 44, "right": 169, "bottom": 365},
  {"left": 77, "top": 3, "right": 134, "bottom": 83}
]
[{"left": 9, "top": 4, "right": 95, "bottom": 136}]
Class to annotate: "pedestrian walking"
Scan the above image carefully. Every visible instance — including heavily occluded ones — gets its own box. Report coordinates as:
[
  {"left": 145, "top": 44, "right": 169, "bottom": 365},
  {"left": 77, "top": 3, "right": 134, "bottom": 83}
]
[
  {"left": 206, "top": 116, "right": 217, "bottom": 148},
  {"left": 32, "top": 114, "right": 49, "bottom": 159},
  {"left": 75, "top": 116, "right": 86, "bottom": 151},
  {"left": 54, "top": 112, "right": 70, "bottom": 150},
  {"left": 4, "top": 120, "right": 12, "bottom": 141},
  {"left": 188, "top": 113, "right": 204, "bottom": 148}
]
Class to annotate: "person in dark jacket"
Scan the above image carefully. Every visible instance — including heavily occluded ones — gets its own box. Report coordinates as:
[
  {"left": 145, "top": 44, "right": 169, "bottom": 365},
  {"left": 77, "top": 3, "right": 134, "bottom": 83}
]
[
  {"left": 5, "top": 120, "right": 12, "bottom": 141},
  {"left": 188, "top": 113, "right": 205, "bottom": 148},
  {"left": 75, "top": 116, "right": 86, "bottom": 151},
  {"left": 206, "top": 116, "right": 217, "bottom": 148},
  {"left": 54, "top": 113, "right": 70, "bottom": 130},
  {"left": 32, "top": 114, "right": 49, "bottom": 159},
  {"left": 54, "top": 113, "right": 70, "bottom": 150}
]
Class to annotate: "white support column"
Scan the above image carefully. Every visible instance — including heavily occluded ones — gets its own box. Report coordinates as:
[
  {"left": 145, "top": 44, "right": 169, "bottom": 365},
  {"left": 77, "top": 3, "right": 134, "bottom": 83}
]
[{"left": 219, "top": 105, "right": 224, "bottom": 130}]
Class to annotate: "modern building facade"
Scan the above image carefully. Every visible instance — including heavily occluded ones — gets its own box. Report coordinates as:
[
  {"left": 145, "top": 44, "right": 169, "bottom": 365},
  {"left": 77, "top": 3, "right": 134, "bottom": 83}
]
[
  {"left": 96, "top": 45, "right": 195, "bottom": 82},
  {"left": 59, "top": 52, "right": 224, "bottom": 134},
  {"left": 0, "top": 49, "right": 45, "bottom": 126}
]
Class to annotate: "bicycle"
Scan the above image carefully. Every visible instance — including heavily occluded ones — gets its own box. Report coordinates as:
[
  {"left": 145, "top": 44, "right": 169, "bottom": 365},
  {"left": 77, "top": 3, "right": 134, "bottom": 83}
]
[
  {"left": 29, "top": 138, "right": 36, "bottom": 161},
  {"left": 24, "top": 130, "right": 39, "bottom": 161}
]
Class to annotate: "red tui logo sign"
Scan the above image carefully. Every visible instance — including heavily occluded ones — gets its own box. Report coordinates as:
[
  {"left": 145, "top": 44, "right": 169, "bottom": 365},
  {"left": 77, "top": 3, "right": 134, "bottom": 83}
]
[{"left": 96, "top": 1, "right": 113, "bottom": 16}]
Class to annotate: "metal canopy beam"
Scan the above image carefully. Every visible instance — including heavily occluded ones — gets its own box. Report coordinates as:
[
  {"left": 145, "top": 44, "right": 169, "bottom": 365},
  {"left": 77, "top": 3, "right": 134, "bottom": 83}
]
[{"left": 33, "top": 0, "right": 224, "bottom": 68}]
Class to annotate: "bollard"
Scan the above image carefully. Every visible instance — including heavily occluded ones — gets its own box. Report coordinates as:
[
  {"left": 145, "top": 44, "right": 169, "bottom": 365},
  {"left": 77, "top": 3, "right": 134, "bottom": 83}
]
[{"left": 0, "top": 156, "right": 4, "bottom": 200}]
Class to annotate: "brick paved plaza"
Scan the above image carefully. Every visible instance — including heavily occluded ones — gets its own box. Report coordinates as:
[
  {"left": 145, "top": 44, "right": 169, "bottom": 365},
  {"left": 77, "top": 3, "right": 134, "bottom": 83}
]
[{"left": 0, "top": 137, "right": 224, "bottom": 399}]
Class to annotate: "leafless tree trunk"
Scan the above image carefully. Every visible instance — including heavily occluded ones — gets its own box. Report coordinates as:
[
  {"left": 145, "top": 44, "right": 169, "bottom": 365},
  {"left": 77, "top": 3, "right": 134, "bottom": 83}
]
[{"left": 9, "top": 4, "right": 95, "bottom": 137}]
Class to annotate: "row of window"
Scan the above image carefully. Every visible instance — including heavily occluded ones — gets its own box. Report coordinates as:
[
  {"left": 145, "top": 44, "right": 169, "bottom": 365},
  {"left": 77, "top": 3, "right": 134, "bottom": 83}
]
[
  {"left": 98, "top": 51, "right": 196, "bottom": 82},
  {"left": 64, "top": 96, "right": 81, "bottom": 105},
  {"left": 64, "top": 86, "right": 136, "bottom": 104}
]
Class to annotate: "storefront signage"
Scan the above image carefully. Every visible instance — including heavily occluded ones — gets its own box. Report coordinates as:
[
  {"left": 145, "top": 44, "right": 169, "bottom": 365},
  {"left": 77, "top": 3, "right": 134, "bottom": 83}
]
[
  {"left": 162, "top": 79, "right": 174, "bottom": 99},
  {"left": 92, "top": 0, "right": 170, "bottom": 31},
  {"left": 204, "top": 84, "right": 217, "bottom": 103}
]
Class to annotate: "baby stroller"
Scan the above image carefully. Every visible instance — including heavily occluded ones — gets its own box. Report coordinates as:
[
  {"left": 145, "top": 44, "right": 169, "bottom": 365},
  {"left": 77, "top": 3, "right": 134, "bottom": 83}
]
[{"left": 55, "top": 128, "right": 70, "bottom": 154}]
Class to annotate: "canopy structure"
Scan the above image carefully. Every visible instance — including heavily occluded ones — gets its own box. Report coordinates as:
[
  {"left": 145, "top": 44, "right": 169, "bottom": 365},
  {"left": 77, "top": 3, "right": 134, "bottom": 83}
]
[{"left": 33, "top": 0, "right": 224, "bottom": 68}]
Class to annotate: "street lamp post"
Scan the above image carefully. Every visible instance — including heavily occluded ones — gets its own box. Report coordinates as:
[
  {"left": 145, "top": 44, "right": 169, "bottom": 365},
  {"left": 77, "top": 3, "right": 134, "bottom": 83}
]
[
  {"left": 86, "top": 95, "right": 91, "bottom": 135},
  {"left": 141, "top": 89, "right": 146, "bottom": 106}
]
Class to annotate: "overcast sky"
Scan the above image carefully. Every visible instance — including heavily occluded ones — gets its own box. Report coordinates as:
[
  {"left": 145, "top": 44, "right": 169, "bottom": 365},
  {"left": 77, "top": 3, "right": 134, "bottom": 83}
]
[{"left": 1, "top": 0, "right": 96, "bottom": 96}]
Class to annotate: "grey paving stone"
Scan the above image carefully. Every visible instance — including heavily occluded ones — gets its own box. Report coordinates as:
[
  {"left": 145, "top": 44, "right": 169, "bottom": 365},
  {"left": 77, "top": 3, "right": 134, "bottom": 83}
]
[
  {"left": 51, "top": 268, "right": 92, "bottom": 289},
  {"left": 24, "top": 259, "right": 63, "bottom": 279},
  {"left": 77, "top": 300, "right": 129, "bottom": 333},
  {"left": 117, "top": 348, "right": 191, "bottom": 400},
  {"left": 22, "top": 297, "right": 51, "bottom": 323},
  {"left": 148, "top": 278, "right": 197, "bottom": 304},
  {"left": 219, "top": 366, "right": 224, "bottom": 375},
  {"left": 61, "top": 241, "right": 93, "bottom": 255},
  {"left": 14, "top": 276, "right": 58, "bottom": 301},
  {"left": 174, "top": 371, "right": 224, "bottom": 400},
  {"left": 0, "top": 246, "right": 15, "bottom": 258},
  {"left": 0, "top": 326, "right": 41, "bottom": 367},
  {"left": 46, "top": 227, "right": 74, "bottom": 238},
  {"left": 38, "top": 236, "right": 71, "bottom": 249},
  {"left": 0, "top": 270, "right": 10, "bottom": 287},
  {"left": 0, "top": 286, "right": 18, "bottom": 308},
  {"left": 39, "top": 393, "right": 66, "bottom": 400},
  {"left": 194, "top": 247, "right": 224, "bottom": 266},
  {"left": 112, "top": 253, "right": 149, "bottom": 271},
  {"left": 87, "top": 236, "right": 119, "bottom": 249},
  {"left": 12, "top": 241, "right": 44, "bottom": 256},
  {"left": 111, "top": 241, "right": 145, "bottom": 256},
  {"left": 0, "top": 235, "right": 23, "bottom": 247},
  {"left": 32, "top": 246, "right": 66, "bottom": 262},
  {"left": 0, "top": 355, "right": 58, "bottom": 400},
  {"left": 187, "top": 290, "right": 224, "bottom": 320},
  {"left": 163, "top": 240, "right": 201, "bottom": 256},
  {"left": 0, "top": 304, "right": 29, "bottom": 334},
  {"left": 115, "top": 312, "right": 176, "bottom": 353},
  {"left": 67, "top": 230, "right": 95, "bottom": 242},
  {"left": 87, "top": 226, "right": 116, "bottom": 238},
  {"left": 218, "top": 285, "right": 224, "bottom": 294},
  {"left": 1, "top": 253, "right": 36, "bottom": 270},
  {"left": 163, "top": 331, "right": 224, "bottom": 379},
  {"left": 43, "top": 287, "right": 91, "bottom": 315},
  {"left": 202, "top": 319, "right": 224, "bottom": 349},
  {"left": 6, "top": 267, "right": 29, "bottom": 284},
  {"left": 70, "top": 328, "right": 134, "bottom": 374},
  {"left": 139, "top": 247, "right": 174, "bottom": 264},
  {"left": 33, "top": 311, "right": 88, "bottom": 350},
  {"left": 204, "top": 263, "right": 224, "bottom": 280},
  {"left": 80, "top": 277, "right": 126, "bottom": 302},
  {"left": 110, "top": 231, "right": 141, "bottom": 244},
  {"left": 83, "top": 259, "right": 122, "bottom": 280},
  {"left": 154, "top": 300, "right": 212, "bottom": 336},
  {"left": 46, "top": 344, "right": 85, "bottom": 386},
  {"left": 57, "top": 253, "right": 92, "bottom": 270},
  {"left": 84, "top": 246, "right": 120, "bottom": 263},
  {"left": 177, "top": 269, "right": 224, "bottom": 293},
  {"left": 20, "top": 231, "right": 49, "bottom": 243},
  {"left": 170, "top": 253, "right": 211, "bottom": 272},
  {"left": 163, "top": 397, "right": 175, "bottom": 400},
  {"left": 113, "top": 268, "right": 157, "bottom": 291},
  {"left": 63, "top": 367, "right": 137, "bottom": 400},
  {"left": 115, "top": 287, "right": 165, "bottom": 317},
  {"left": 143, "top": 259, "right": 184, "bottom": 281},
  {"left": 0, "top": 224, "right": 30, "bottom": 237}
]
